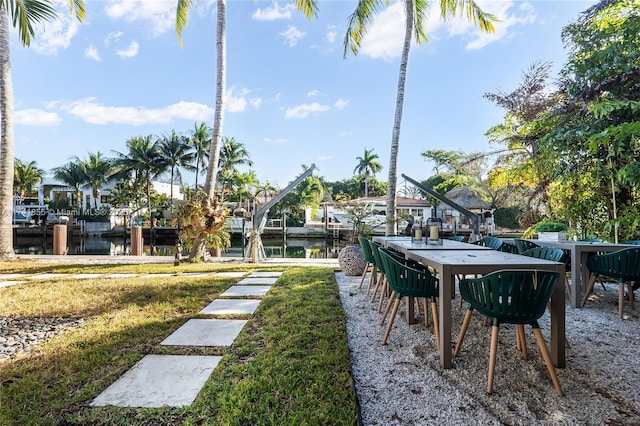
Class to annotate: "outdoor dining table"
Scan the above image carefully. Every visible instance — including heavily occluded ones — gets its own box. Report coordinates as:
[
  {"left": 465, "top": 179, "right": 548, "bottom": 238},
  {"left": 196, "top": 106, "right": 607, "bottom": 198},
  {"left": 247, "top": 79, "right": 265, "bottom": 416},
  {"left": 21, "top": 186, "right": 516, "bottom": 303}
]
[
  {"left": 514, "top": 240, "right": 637, "bottom": 308},
  {"left": 403, "top": 249, "right": 566, "bottom": 370}
]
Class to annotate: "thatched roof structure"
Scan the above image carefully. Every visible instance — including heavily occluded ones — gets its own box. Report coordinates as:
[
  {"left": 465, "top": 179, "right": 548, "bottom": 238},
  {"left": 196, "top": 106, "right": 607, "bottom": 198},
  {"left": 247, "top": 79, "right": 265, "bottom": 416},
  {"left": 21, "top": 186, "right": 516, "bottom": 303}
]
[{"left": 436, "top": 187, "right": 490, "bottom": 211}]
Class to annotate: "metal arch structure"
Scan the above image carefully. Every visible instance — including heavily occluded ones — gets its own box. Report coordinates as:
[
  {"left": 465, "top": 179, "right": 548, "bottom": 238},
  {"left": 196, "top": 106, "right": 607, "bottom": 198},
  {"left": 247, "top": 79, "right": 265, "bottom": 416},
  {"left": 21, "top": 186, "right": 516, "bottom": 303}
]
[
  {"left": 245, "top": 164, "right": 316, "bottom": 262},
  {"left": 401, "top": 173, "right": 482, "bottom": 239}
]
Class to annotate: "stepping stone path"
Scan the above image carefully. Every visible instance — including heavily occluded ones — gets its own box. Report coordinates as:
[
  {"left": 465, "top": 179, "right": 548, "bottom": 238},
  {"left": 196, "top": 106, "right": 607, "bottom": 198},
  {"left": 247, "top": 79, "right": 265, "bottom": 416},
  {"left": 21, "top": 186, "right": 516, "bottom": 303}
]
[{"left": 90, "top": 270, "right": 284, "bottom": 408}]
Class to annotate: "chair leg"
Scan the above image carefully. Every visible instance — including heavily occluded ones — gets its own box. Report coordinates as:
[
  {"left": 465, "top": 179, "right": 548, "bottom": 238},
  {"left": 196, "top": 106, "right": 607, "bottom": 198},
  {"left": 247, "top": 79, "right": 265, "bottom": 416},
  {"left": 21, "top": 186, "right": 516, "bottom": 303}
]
[
  {"left": 366, "top": 265, "right": 377, "bottom": 294},
  {"left": 380, "top": 291, "right": 396, "bottom": 325},
  {"left": 358, "top": 264, "right": 369, "bottom": 288},
  {"left": 581, "top": 274, "right": 599, "bottom": 307},
  {"left": 454, "top": 309, "right": 473, "bottom": 356},
  {"left": 370, "top": 274, "right": 384, "bottom": 303},
  {"left": 619, "top": 282, "right": 625, "bottom": 319},
  {"left": 431, "top": 300, "right": 440, "bottom": 351},
  {"left": 516, "top": 324, "right": 528, "bottom": 360},
  {"left": 628, "top": 282, "right": 635, "bottom": 311},
  {"left": 532, "top": 328, "right": 564, "bottom": 397},
  {"left": 487, "top": 325, "right": 500, "bottom": 394},
  {"left": 377, "top": 280, "right": 389, "bottom": 313},
  {"left": 382, "top": 298, "right": 401, "bottom": 345},
  {"left": 423, "top": 298, "right": 429, "bottom": 327}
]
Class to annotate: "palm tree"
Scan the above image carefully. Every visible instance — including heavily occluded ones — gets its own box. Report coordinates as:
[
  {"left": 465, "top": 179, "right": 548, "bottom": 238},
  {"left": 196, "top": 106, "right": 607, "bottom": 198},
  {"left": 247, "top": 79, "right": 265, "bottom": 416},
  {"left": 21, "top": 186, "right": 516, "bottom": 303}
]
[
  {"left": 188, "top": 121, "right": 211, "bottom": 190},
  {"left": 354, "top": 148, "right": 383, "bottom": 197},
  {"left": 217, "top": 136, "right": 253, "bottom": 197},
  {"left": 0, "top": 1, "right": 85, "bottom": 259},
  {"left": 51, "top": 162, "right": 86, "bottom": 209},
  {"left": 157, "top": 130, "right": 196, "bottom": 201},
  {"left": 176, "top": 0, "right": 318, "bottom": 259},
  {"left": 344, "top": 0, "right": 495, "bottom": 235},
  {"left": 112, "top": 135, "right": 163, "bottom": 210},
  {"left": 13, "top": 159, "right": 43, "bottom": 199},
  {"left": 74, "top": 152, "right": 114, "bottom": 209}
]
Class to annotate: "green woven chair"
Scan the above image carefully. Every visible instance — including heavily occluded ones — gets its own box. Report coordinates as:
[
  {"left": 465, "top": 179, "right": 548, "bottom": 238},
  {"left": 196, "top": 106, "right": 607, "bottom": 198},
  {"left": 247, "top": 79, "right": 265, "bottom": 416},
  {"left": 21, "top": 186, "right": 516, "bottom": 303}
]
[
  {"left": 473, "top": 236, "right": 503, "bottom": 250},
  {"left": 357, "top": 236, "right": 377, "bottom": 291},
  {"left": 367, "top": 240, "right": 388, "bottom": 304},
  {"left": 378, "top": 247, "right": 440, "bottom": 347},
  {"left": 514, "top": 238, "right": 540, "bottom": 254},
  {"left": 448, "top": 235, "right": 465, "bottom": 242},
  {"left": 582, "top": 247, "right": 640, "bottom": 319},
  {"left": 454, "top": 269, "right": 563, "bottom": 396},
  {"left": 499, "top": 241, "right": 519, "bottom": 254},
  {"left": 521, "top": 246, "right": 564, "bottom": 262}
]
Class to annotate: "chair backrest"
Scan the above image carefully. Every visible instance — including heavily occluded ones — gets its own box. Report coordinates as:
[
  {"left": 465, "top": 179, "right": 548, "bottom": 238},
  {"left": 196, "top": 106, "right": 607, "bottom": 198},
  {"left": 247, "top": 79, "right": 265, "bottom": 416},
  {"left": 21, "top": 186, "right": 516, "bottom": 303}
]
[
  {"left": 481, "top": 236, "right": 503, "bottom": 250},
  {"left": 499, "top": 242, "right": 519, "bottom": 254},
  {"left": 521, "top": 246, "right": 565, "bottom": 263},
  {"left": 459, "top": 269, "right": 559, "bottom": 325},
  {"left": 449, "top": 235, "right": 465, "bottom": 242},
  {"left": 378, "top": 247, "right": 438, "bottom": 298},
  {"left": 587, "top": 247, "right": 640, "bottom": 282},
  {"left": 514, "top": 238, "right": 540, "bottom": 254},
  {"left": 367, "top": 240, "right": 386, "bottom": 274},
  {"left": 623, "top": 240, "right": 640, "bottom": 245},
  {"left": 358, "top": 236, "right": 375, "bottom": 264}
]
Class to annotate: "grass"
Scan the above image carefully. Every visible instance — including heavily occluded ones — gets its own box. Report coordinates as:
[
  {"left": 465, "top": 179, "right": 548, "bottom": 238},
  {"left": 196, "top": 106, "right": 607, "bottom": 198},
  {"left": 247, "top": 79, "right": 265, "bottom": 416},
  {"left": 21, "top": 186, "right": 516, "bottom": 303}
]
[{"left": 0, "top": 262, "right": 358, "bottom": 425}]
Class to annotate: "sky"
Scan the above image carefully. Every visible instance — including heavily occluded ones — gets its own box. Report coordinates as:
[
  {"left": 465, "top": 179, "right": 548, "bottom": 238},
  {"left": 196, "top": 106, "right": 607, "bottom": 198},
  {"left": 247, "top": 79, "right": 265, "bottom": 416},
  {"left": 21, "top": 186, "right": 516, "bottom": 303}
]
[{"left": 10, "top": 0, "right": 598, "bottom": 190}]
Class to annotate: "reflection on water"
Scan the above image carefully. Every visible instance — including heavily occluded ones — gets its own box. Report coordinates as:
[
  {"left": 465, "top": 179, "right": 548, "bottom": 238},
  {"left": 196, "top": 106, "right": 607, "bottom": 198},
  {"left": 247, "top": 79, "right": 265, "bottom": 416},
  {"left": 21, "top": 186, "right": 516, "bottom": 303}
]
[{"left": 14, "top": 236, "right": 342, "bottom": 259}]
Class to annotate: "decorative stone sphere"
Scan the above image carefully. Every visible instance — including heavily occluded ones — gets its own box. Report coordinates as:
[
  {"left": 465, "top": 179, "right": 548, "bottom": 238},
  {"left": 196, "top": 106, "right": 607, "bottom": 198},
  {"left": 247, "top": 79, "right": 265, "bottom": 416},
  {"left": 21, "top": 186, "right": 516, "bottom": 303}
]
[{"left": 338, "top": 244, "right": 367, "bottom": 276}]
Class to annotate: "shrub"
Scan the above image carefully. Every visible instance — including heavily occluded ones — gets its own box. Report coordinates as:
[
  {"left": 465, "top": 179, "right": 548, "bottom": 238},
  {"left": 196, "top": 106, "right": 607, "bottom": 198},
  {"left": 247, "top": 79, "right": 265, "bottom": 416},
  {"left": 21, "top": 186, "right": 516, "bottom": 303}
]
[
  {"left": 534, "top": 221, "right": 568, "bottom": 232},
  {"left": 493, "top": 207, "right": 522, "bottom": 229}
]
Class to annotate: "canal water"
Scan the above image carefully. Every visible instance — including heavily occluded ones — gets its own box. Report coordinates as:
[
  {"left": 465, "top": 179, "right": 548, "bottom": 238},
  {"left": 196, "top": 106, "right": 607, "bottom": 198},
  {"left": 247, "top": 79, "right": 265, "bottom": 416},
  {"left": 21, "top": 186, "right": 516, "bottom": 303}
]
[{"left": 14, "top": 236, "right": 343, "bottom": 259}]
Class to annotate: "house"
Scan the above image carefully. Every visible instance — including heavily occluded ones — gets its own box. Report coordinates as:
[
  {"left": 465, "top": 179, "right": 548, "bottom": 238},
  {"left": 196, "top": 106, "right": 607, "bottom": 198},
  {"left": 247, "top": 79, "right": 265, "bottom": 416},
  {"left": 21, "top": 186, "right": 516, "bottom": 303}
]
[{"left": 435, "top": 187, "right": 493, "bottom": 233}]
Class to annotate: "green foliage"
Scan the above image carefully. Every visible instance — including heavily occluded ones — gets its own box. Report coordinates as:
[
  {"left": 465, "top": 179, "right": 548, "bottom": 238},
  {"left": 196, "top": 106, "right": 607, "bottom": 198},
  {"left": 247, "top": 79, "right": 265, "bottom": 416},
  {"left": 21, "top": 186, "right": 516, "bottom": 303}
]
[
  {"left": 493, "top": 206, "right": 522, "bottom": 229},
  {"left": 340, "top": 202, "right": 381, "bottom": 243},
  {"left": 534, "top": 221, "right": 568, "bottom": 232}
]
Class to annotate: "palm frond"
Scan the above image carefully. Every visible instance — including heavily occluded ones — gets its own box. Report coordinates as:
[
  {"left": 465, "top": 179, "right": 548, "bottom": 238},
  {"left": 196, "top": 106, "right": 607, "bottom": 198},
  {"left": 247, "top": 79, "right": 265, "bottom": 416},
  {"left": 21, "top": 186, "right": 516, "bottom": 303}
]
[
  {"left": 343, "top": 0, "right": 385, "bottom": 57},
  {"left": 413, "top": 0, "right": 431, "bottom": 44},
  {"left": 440, "top": 0, "right": 497, "bottom": 33},
  {"left": 175, "top": 0, "right": 196, "bottom": 48},
  {"left": 295, "top": 0, "right": 319, "bottom": 21}
]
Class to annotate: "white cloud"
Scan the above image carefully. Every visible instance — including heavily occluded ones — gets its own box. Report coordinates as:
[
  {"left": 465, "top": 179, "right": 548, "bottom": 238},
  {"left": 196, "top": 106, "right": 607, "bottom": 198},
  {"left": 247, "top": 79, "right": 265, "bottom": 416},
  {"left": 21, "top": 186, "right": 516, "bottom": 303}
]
[
  {"left": 307, "top": 90, "right": 320, "bottom": 97},
  {"left": 358, "top": 2, "right": 408, "bottom": 61},
  {"left": 15, "top": 109, "right": 61, "bottom": 126},
  {"left": 226, "top": 86, "right": 262, "bottom": 112},
  {"left": 30, "top": 0, "right": 82, "bottom": 55},
  {"left": 252, "top": 3, "right": 293, "bottom": 21},
  {"left": 280, "top": 26, "right": 305, "bottom": 47},
  {"left": 334, "top": 99, "right": 349, "bottom": 110},
  {"left": 285, "top": 102, "right": 330, "bottom": 119},
  {"left": 318, "top": 155, "right": 333, "bottom": 161},
  {"left": 116, "top": 41, "right": 139, "bottom": 58},
  {"left": 250, "top": 98, "right": 263, "bottom": 108},
  {"left": 104, "top": 31, "right": 124, "bottom": 46},
  {"left": 60, "top": 98, "right": 214, "bottom": 125},
  {"left": 326, "top": 25, "right": 337, "bottom": 44},
  {"left": 264, "top": 137, "right": 288, "bottom": 144},
  {"left": 84, "top": 45, "right": 102, "bottom": 61},
  {"left": 105, "top": 0, "right": 178, "bottom": 36},
  {"left": 461, "top": 1, "right": 537, "bottom": 50}
]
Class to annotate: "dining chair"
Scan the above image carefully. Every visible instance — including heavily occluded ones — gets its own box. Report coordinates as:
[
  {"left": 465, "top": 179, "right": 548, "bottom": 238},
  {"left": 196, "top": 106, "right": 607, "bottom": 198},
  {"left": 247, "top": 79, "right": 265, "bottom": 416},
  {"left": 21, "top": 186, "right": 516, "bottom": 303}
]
[
  {"left": 499, "top": 241, "right": 519, "bottom": 254},
  {"left": 454, "top": 269, "right": 563, "bottom": 396},
  {"left": 514, "top": 238, "right": 540, "bottom": 254},
  {"left": 449, "top": 235, "right": 465, "bottom": 242},
  {"left": 475, "top": 236, "right": 503, "bottom": 250},
  {"left": 378, "top": 247, "right": 440, "bottom": 347},
  {"left": 582, "top": 247, "right": 640, "bottom": 319},
  {"left": 358, "top": 236, "right": 377, "bottom": 291}
]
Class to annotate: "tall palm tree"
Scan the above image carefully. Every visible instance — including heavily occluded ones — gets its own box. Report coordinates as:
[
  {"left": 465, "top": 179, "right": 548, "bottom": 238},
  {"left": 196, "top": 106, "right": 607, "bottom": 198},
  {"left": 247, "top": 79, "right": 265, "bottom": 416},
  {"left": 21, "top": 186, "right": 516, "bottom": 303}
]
[
  {"left": 217, "top": 136, "right": 253, "bottom": 197},
  {"left": 51, "top": 162, "right": 88, "bottom": 209},
  {"left": 74, "top": 152, "right": 113, "bottom": 209},
  {"left": 188, "top": 121, "right": 211, "bottom": 189},
  {"left": 0, "top": 0, "right": 85, "bottom": 259},
  {"left": 112, "top": 135, "right": 162, "bottom": 210},
  {"left": 354, "top": 148, "right": 383, "bottom": 197},
  {"left": 13, "top": 158, "right": 43, "bottom": 198},
  {"left": 157, "top": 130, "right": 196, "bottom": 201},
  {"left": 344, "top": 0, "right": 495, "bottom": 235}
]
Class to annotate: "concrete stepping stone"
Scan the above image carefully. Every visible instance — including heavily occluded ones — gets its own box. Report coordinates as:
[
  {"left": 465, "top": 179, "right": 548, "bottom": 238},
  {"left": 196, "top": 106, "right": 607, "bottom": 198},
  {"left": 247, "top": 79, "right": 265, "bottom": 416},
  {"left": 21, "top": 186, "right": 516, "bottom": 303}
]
[
  {"left": 29, "top": 273, "right": 66, "bottom": 280},
  {"left": 69, "top": 273, "right": 104, "bottom": 279},
  {"left": 237, "top": 277, "right": 278, "bottom": 285},
  {"left": 0, "top": 281, "right": 26, "bottom": 288},
  {"left": 214, "top": 272, "right": 247, "bottom": 278},
  {"left": 0, "top": 273, "right": 29, "bottom": 279},
  {"left": 90, "top": 354, "right": 221, "bottom": 408},
  {"left": 104, "top": 273, "right": 140, "bottom": 279},
  {"left": 248, "top": 272, "right": 283, "bottom": 278},
  {"left": 179, "top": 272, "right": 212, "bottom": 278},
  {"left": 220, "top": 285, "right": 271, "bottom": 297},
  {"left": 161, "top": 319, "right": 247, "bottom": 347},
  {"left": 200, "top": 299, "right": 261, "bottom": 315}
]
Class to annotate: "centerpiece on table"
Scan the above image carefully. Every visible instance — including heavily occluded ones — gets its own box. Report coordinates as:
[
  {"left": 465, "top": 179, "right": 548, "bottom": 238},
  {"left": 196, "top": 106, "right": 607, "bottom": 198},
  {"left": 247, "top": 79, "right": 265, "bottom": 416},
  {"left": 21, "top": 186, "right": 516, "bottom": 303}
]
[{"left": 534, "top": 221, "right": 568, "bottom": 242}]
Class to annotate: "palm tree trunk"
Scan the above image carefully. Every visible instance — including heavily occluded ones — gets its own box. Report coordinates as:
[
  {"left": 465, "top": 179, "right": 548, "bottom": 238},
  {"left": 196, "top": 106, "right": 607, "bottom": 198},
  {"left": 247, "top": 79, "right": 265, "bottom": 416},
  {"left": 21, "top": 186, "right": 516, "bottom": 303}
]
[
  {"left": 0, "top": 12, "right": 16, "bottom": 259},
  {"left": 385, "top": 0, "right": 413, "bottom": 236}
]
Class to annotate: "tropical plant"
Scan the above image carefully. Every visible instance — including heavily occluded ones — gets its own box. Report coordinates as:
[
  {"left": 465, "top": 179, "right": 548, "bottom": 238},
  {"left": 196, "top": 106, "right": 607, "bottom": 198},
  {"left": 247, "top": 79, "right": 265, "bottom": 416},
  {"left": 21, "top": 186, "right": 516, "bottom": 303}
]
[
  {"left": 0, "top": 0, "right": 85, "bottom": 259},
  {"left": 175, "top": 0, "right": 318, "bottom": 259},
  {"left": 51, "top": 162, "right": 86, "bottom": 209},
  {"left": 74, "top": 152, "right": 114, "bottom": 209},
  {"left": 344, "top": 0, "right": 496, "bottom": 235},
  {"left": 188, "top": 121, "right": 211, "bottom": 189},
  {"left": 353, "top": 148, "right": 382, "bottom": 197},
  {"left": 217, "top": 136, "right": 253, "bottom": 198},
  {"left": 534, "top": 221, "right": 568, "bottom": 233},
  {"left": 157, "top": 129, "right": 195, "bottom": 201},
  {"left": 13, "top": 158, "right": 43, "bottom": 198},
  {"left": 176, "top": 190, "right": 229, "bottom": 260}
]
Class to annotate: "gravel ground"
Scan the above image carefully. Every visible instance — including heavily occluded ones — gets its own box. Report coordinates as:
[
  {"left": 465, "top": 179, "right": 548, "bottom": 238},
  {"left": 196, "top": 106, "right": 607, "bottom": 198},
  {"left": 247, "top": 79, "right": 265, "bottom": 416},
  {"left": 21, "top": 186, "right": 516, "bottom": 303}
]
[{"left": 336, "top": 271, "right": 640, "bottom": 426}]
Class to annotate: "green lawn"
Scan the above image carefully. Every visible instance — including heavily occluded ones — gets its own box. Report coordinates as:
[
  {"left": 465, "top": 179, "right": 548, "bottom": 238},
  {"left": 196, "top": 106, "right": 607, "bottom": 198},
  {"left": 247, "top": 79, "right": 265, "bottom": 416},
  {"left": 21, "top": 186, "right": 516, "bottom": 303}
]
[{"left": 0, "top": 262, "right": 358, "bottom": 425}]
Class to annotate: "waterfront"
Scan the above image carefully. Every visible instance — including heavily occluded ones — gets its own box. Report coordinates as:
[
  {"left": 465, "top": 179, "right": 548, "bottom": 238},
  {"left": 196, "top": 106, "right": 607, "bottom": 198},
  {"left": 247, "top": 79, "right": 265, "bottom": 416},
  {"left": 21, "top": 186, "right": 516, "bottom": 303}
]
[{"left": 13, "top": 236, "right": 342, "bottom": 259}]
